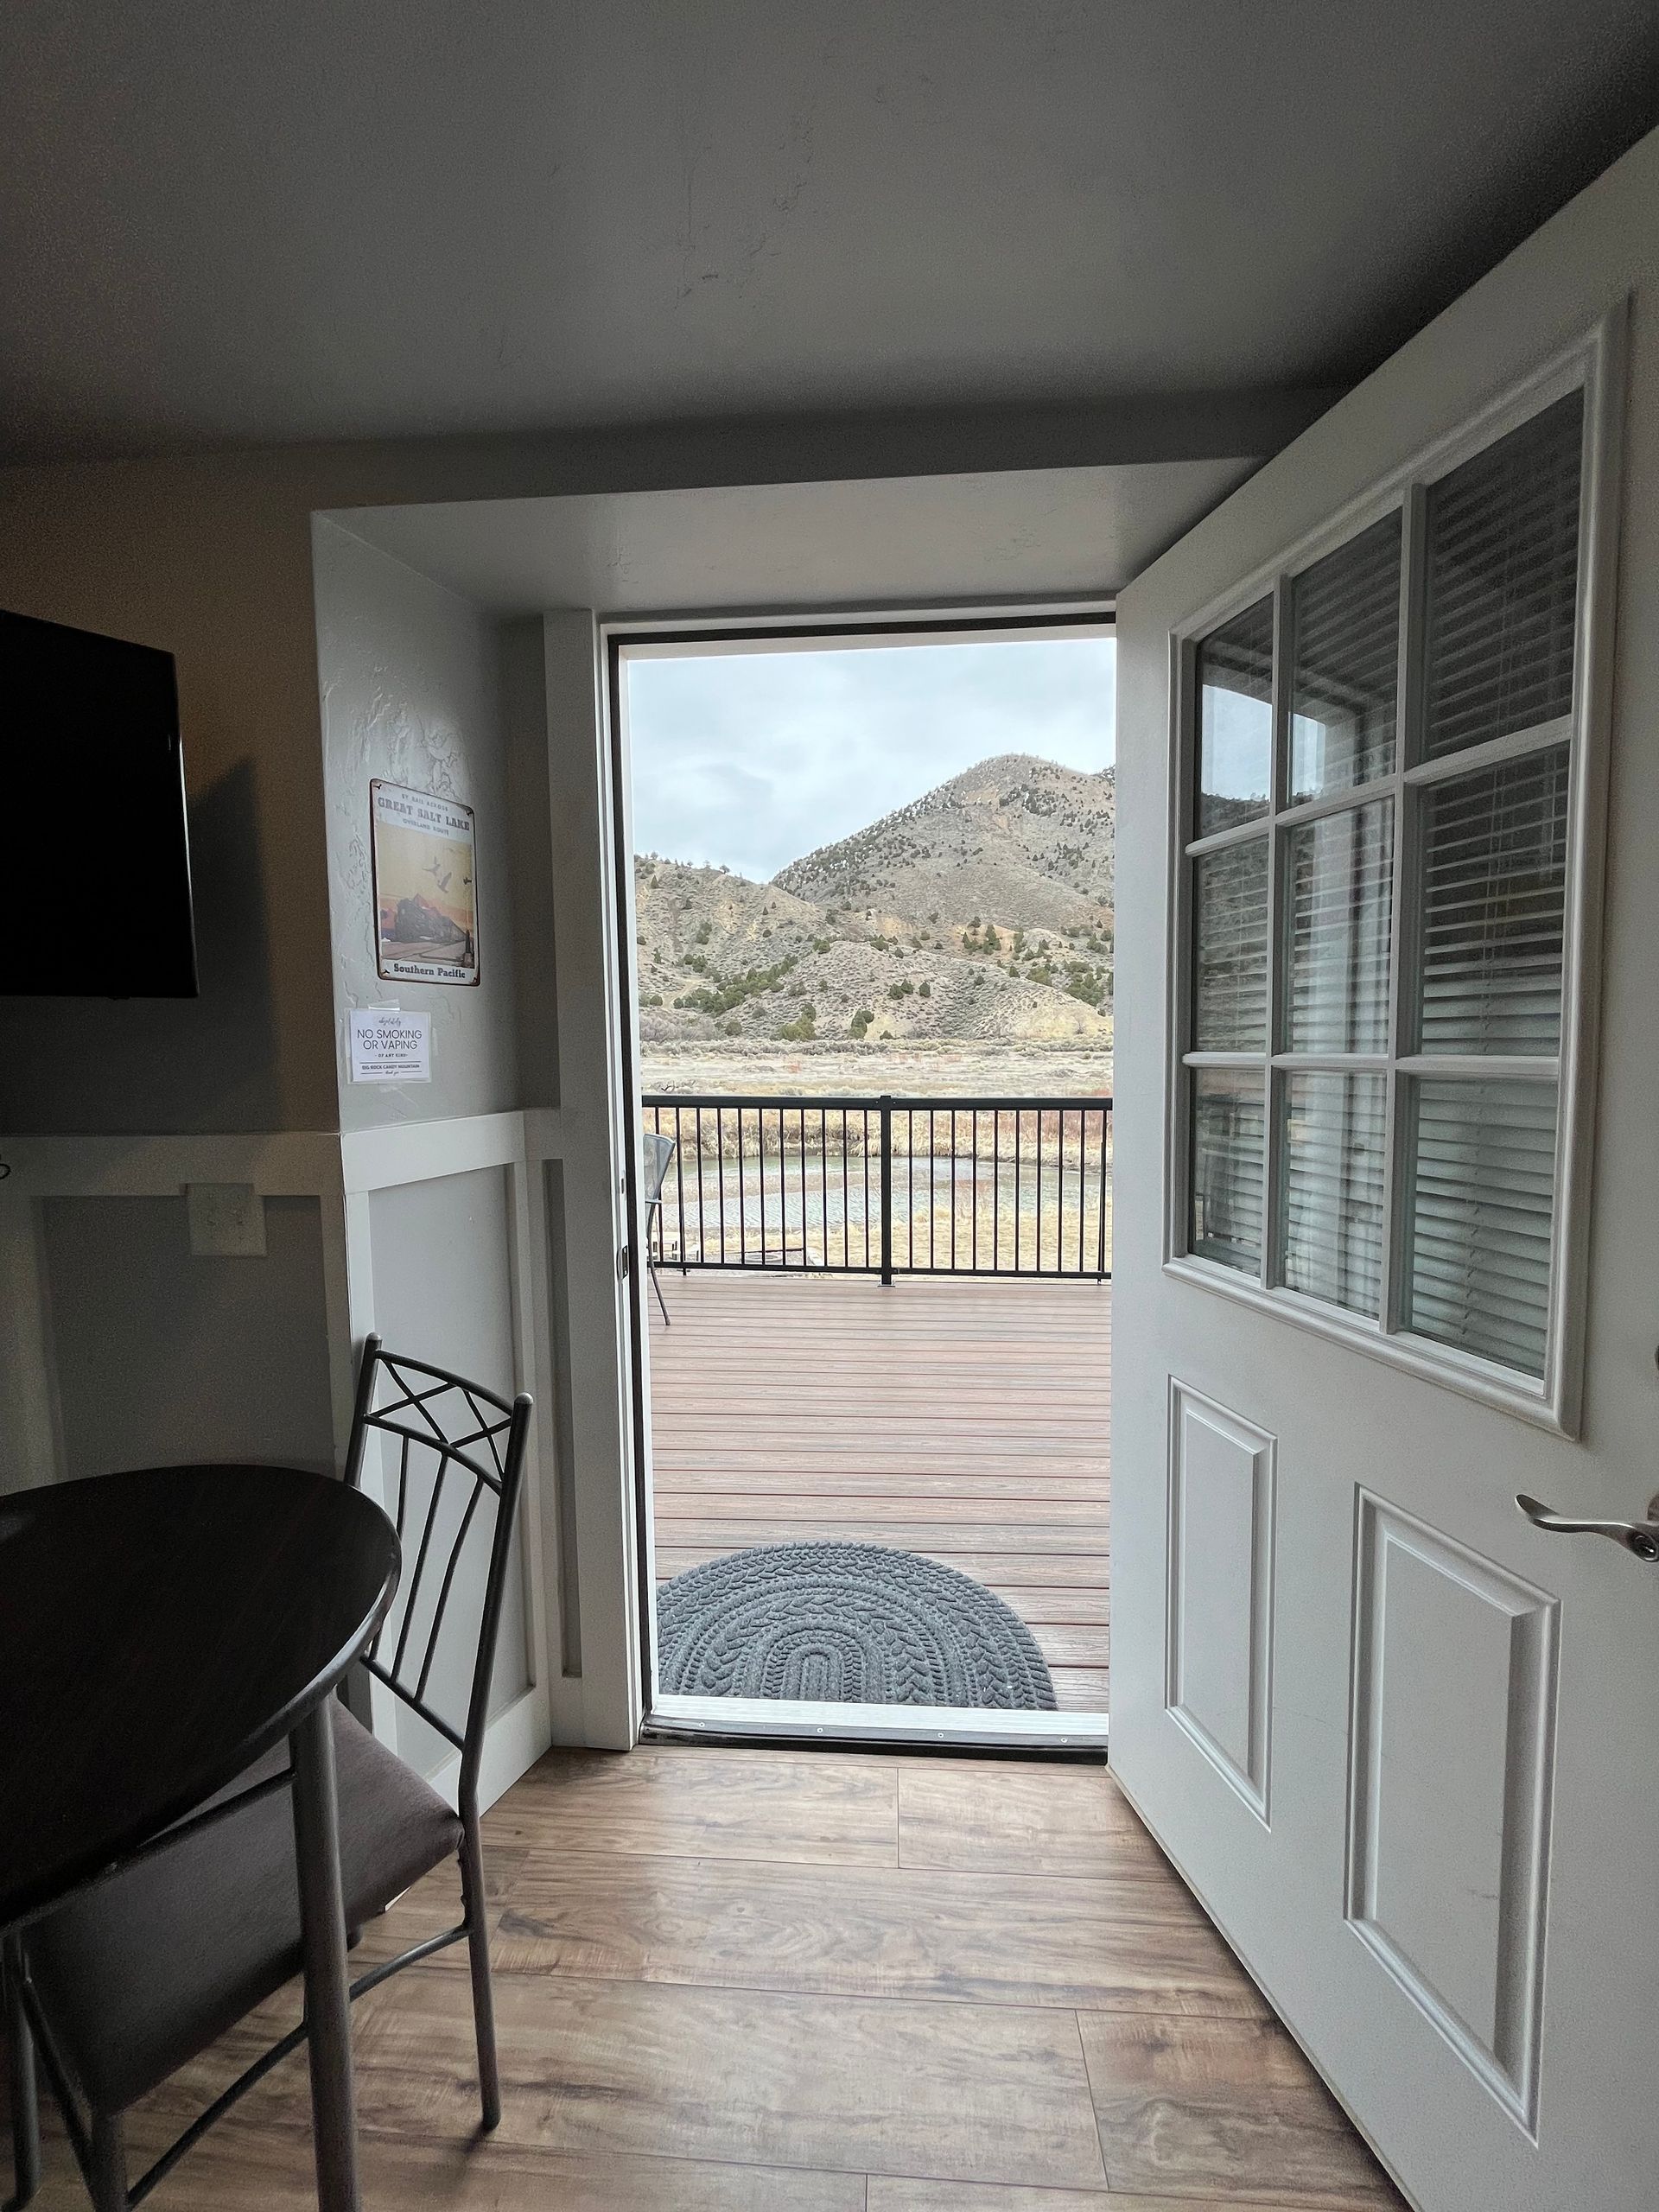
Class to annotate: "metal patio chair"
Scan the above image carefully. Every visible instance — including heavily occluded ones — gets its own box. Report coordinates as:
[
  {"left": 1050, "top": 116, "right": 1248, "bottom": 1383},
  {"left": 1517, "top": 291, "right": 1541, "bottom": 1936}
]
[
  {"left": 641, "top": 1128, "right": 677, "bottom": 1325},
  {"left": 11, "top": 1335, "right": 531, "bottom": 2210}
]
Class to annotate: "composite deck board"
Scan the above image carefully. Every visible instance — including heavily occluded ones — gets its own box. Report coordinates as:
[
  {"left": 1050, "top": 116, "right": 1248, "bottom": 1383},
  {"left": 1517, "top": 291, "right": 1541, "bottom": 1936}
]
[{"left": 647, "top": 1271, "right": 1111, "bottom": 1713}]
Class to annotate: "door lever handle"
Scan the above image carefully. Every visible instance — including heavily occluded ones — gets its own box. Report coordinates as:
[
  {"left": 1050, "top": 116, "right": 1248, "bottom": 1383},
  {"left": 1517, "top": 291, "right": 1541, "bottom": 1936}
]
[{"left": 1516, "top": 1492, "right": 1659, "bottom": 1561}]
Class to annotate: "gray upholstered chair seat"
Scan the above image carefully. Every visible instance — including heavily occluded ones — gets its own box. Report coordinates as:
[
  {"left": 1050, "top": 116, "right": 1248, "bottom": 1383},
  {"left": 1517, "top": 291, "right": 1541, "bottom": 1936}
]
[{"left": 26, "top": 1703, "right": 460, "bottom": 2114}]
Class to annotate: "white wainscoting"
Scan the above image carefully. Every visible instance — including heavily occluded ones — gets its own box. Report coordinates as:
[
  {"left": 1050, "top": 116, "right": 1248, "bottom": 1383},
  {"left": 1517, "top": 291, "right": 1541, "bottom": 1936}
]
[{"left": 0, "top": 1106, "right": 647, "bottom": 1792}]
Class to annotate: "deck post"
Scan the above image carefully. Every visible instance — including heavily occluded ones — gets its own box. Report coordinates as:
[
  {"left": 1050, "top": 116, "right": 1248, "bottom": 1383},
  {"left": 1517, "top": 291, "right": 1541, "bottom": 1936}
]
[{"left": 879, "top": 1094, "right": 893, "bottom": 1287}]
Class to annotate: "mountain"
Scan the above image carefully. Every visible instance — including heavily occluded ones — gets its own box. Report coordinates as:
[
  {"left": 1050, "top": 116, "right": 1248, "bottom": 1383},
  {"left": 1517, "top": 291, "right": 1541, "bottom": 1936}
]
[
  {"left": 774, "top": 754, "right": 1115, "bottom": 932},
  {"left": 634, "top": 753, "right": 1115, "bottom": 1049}
]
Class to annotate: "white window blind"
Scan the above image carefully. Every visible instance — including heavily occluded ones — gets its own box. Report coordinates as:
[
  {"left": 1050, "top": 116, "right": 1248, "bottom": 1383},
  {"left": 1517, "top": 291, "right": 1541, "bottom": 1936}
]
[
  {"left": 1416, "top": 747, "right": 1568, "bottom": 1055},
  {"left": 1280, "top": 1071, "right": 1388, "bottom": 1319},
  {"left": 1174, "top": 364, "right": 1599, "bottom": 1406},
  {"left": 1284, "top": 799, "right": 1394, "bottom": 1054},
  {"left": 1290, "top": 512, "right": 1402, "bottom": 800},
  {"left": 1402, "top": 1079, "right": 1559, "bottom": 1376},
  {"left": 1422, "top": 391, "right": 1582, "bottom": 760}
]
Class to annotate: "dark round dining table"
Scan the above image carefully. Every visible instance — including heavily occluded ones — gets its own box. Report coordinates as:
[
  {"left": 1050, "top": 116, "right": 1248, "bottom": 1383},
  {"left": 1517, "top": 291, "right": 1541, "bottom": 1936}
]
[{"left": 0, "top": 1464, "right": 400, "bottom": 2212}]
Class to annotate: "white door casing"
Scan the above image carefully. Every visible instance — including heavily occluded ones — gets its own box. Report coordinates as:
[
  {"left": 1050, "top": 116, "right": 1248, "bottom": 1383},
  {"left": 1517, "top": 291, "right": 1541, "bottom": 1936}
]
[
  {"left": 1111, "top": 136, "right": 1659, "bottom": 2212},
  {"left": 531, "top": 608, "right": 645, "bottom": 1751}
]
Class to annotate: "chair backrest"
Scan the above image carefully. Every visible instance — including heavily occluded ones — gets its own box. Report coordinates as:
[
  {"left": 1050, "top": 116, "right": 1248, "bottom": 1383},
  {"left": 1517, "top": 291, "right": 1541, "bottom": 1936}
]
[
  {"left": 641, "top": 1128, "right": 676, "bottom": 1208},
  {"left": 341, "top": 1333, "right": 531, "bottom": 1810}
]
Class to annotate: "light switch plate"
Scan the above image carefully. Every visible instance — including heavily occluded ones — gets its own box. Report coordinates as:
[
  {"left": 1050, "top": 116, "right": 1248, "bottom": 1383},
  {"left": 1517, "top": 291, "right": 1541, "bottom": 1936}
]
[{"left": 186, "top": 1182, "right": 267, "bottom": 1257}]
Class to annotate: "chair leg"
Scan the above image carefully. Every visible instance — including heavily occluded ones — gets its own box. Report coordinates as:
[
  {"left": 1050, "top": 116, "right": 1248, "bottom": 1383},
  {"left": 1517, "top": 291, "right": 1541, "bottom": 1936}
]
[
  {"left": 87, "top": 2110, "right": 128, "bottom": 2212},
  {"left": 648, "top": 1253, "right": 670, "bottom": 1326},
  {"left": 3, "top": 1936, "right": 40, "bottom": 2209},
  {"left": 457, "top": 1821, "right": 500, "bottom": 2131}
]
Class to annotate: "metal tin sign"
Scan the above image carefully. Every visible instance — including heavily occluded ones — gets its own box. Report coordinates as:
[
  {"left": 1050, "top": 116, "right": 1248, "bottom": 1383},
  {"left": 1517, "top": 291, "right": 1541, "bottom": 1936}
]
[{"left": 370, "top": 779, "right": 479, "bottom": 986}]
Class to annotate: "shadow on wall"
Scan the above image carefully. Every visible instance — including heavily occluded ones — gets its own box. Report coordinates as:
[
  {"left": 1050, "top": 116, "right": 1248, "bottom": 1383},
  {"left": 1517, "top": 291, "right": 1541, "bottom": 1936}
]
[
  {"left": 40, "top": 1192, "right": 338, "bottom": 1481},
  {"left": 0, "top": 760, "right": 284, "bottom": 1135}
]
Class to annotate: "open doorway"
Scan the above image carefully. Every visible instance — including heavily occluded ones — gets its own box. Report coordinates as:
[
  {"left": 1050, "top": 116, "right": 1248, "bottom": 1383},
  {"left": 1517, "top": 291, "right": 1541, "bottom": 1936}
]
[{"left": 612, "top": 616, "right": 1116, "bottom": 1745}]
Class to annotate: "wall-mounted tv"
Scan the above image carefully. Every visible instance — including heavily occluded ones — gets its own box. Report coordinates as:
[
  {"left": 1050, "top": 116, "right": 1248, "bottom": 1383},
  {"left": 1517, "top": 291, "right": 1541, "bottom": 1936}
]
[{"left": 3, "top": 608, "right": 199, "bottom": 997}]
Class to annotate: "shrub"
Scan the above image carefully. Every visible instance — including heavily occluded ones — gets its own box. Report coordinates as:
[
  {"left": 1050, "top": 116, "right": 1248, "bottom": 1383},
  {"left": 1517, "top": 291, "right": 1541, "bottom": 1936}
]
[
  {"left": 723, "top": 1019, "right": 741, "bottom": 1037},
  {"left": 679, "top": 956, "right": 798, "bottom": 1016},
  {"left": 779, "top": 1008, "right": 816, "bottom": 1042},
  {"left": 849, "top": 1008, "right": 874, "bottom": 1038},
  {"left": 918, "top": 980, "right": 931, "bottom": 998}
]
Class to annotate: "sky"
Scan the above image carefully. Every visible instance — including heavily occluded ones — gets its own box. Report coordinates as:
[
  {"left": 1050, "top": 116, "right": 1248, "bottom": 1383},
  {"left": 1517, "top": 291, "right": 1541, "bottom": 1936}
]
[{"left": 624, "top": 634, "right": 1116, "bottom": 883}]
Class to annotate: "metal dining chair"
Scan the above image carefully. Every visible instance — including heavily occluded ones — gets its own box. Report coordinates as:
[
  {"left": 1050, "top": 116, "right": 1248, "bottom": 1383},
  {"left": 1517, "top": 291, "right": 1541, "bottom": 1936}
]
[
  {"left": 640, "top": 1128, "right": 677, "bottom": 1325},
  {"left": 10, "top": 1336, "right": 531, "bottom": 2211}
]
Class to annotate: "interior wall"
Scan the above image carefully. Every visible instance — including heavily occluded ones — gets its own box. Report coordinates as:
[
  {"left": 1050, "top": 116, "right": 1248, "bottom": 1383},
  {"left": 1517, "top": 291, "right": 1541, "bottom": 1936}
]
[
  {"left": 314, "top": 518, "right": 520, "bottom": 1131},
  {"left": 40, "top": 1193, "right": 336, "bottom": 1479},
  {"left": 365, "top": 1165, "right": 531, "bottom": 1773},
  {"left": 501, "top": 617, "right": 563, "bottom": 1109},
  {"left": 0, "top": 397, "right": 1231, "bottom": 1141},
  {"left": 0, "top": 475, "right": 333, "bottom": 1136},
  {"left": 0, "top": 325, "right": 1300, "bottom": 1747}
]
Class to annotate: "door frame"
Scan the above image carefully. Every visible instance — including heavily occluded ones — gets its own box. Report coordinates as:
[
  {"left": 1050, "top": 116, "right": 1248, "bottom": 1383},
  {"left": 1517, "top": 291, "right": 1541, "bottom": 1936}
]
[{"left": 601, "top": 600, "right": 1116, "bottom": 1750}]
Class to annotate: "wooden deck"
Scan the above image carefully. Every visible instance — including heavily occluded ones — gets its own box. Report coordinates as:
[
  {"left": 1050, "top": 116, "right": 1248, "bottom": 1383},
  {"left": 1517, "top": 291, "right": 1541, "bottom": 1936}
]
[{"left": 646, "top": 1269, "right": 1111, "bottom": 1713}]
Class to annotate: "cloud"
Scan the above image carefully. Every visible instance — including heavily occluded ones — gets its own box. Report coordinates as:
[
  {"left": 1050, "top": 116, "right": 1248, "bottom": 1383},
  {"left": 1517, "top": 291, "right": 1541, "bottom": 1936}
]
[{"left": 625, "top": 635, "right": 1116, "bottom": 881}]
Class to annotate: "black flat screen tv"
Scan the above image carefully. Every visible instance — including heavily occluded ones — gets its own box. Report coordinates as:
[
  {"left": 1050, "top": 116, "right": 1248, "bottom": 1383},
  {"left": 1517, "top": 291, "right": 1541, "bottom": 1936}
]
[{"left": 2, "top": 608, "right": 199, "bottom": 997}]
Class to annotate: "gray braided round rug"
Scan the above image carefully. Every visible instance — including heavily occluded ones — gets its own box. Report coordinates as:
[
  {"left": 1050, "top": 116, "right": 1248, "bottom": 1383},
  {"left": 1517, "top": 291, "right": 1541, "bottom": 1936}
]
[{"left": 657, "top": 1541, "right": 1056, "bottom": 1710}]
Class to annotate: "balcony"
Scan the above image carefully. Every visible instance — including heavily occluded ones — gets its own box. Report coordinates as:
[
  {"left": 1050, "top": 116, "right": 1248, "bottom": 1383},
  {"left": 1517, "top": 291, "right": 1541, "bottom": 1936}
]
[{"left": 643, "top": 1095, "right": 1112, "bottom": 1716}]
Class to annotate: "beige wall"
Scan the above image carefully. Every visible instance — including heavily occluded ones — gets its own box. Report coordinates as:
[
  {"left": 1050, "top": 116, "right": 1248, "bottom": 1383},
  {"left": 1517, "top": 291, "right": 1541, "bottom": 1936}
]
[
  {"left": 41, "top": 1192, "right": 336, "bottom": 1478},
  {"left": 0, "top": 466, "right": 333, "bottom": 1132},
  {"left": 0, "top": 402, "right": 1262, "bottom": 1138},
  {"left": 314, "top": 518, "right": 522, "bottom": 1132}
]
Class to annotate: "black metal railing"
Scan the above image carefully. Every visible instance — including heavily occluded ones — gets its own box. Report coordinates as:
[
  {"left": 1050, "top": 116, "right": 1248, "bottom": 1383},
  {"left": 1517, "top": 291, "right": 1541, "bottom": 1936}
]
[{"left": 640, "top": 1094, "right": 1112, "bottom": 1280}]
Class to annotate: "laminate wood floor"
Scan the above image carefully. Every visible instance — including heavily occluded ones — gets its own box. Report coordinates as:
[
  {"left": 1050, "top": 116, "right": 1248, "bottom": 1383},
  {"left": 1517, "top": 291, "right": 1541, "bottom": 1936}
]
[
  {"left": 647, "top": 1271, "right": 1112, "bottom": 1711},
  {"left": 17, "top": 1744, "right": 1405, "bottom": 2210}
]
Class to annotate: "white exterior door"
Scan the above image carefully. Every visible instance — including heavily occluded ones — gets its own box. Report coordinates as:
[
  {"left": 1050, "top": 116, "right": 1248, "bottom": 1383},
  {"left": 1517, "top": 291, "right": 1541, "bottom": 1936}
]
[{"left": 1110, "top": 141, "right": 1659, "bottom": 2212}]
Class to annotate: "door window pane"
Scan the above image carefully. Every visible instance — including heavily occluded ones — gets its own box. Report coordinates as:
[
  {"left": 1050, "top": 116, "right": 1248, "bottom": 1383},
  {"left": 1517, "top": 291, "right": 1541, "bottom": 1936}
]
[
  {"left": 1285, "top": 799, "right": 1394, "bottom": 1053},
  {"left": 1191, "top": 1070, "right": 1264, "bottom": 1274},
  {"left": 1416, "top": 745, "right": 1568, "bottom": 1055},
  {"left": 1193, "top": 836, "right": 1269, "bottom": 1050},
  {"left": 1289, "top": 513, "right": 1401, "bottom": 802},
  {"left": 1423, "top": 390, "right": 1582, "bottom": 760},
  {"left": 1197, "top": 596, "right": 1273, "bottom": 835},
  {"left": 1402, "top": 1077, "right": 1557, "bottom": 1376},
  {"left": 1277, "top": 1072, "right": 1387, "bottom": 1317}
]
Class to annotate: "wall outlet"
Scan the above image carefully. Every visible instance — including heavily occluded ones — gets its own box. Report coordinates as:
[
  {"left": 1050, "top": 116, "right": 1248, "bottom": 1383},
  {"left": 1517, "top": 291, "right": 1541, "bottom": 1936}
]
[{"left": 186, "top": 1182, "right": 267, "bottom": 1258}]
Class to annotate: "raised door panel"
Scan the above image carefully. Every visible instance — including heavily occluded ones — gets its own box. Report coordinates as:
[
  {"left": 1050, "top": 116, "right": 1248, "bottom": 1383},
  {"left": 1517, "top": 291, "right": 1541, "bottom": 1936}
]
[
  {"left": 1166, "top": 1382, "right": 1276, "bottom": 1819},
  {"left": 1346, "top": 1493, "right": 1559, "bottom": 2130}
]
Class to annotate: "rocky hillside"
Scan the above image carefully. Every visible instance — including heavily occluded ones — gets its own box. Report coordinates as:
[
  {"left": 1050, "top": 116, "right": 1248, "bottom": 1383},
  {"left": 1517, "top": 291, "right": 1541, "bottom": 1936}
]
[
  {"left": 775, "top": 754, "right": 1115, "bottom": 931},
  {"left": 634, "top": 754, "right": 1115, "bottom": 1049}
]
